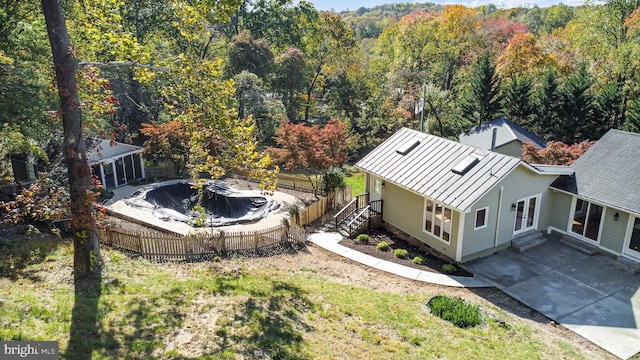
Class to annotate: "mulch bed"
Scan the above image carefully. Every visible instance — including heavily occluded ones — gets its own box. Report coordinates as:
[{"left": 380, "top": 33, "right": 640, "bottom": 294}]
[{"left": 338, "top": 229, "right": 473, "bottom": 277}]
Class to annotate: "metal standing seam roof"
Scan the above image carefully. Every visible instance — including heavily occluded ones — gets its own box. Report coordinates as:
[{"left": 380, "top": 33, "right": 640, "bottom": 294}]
[
  {"left": 356, "top": 127, "right": 522, "bottom": 212},
  {"left": 86, "top": 139, "right": 144, "bottom": 164},
  {"left": 459, "top": 117, "right": 547, "bottom": 150},
  {"left": 550, "top": 129, "right": 640, "bottom": 215}
]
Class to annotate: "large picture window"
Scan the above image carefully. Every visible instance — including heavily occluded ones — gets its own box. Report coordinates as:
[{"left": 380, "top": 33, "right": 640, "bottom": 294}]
[{"left": 424, "top": 199, "right": 453, "bottom": 243}]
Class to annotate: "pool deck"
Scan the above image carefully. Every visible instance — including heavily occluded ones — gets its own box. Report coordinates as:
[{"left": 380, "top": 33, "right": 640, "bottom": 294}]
[{"left": 102, "top": 182, "right": 303, "bottom": 235}]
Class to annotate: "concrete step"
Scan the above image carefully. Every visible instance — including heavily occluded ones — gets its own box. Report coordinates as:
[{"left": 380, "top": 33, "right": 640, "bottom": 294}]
[
  {"left": 512, "top": 231, "right": 547, "bottom": 252},
  {"left": 615, "top": 256, "right": 640, "bottom": 274},
  {"left": 559, "top": 235, "right": 598, "bottom": 255}
]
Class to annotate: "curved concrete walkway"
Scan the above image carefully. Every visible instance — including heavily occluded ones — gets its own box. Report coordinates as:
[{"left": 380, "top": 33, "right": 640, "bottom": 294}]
[{"left": 307, "top": 232, "right": 490, "bottom": 288}]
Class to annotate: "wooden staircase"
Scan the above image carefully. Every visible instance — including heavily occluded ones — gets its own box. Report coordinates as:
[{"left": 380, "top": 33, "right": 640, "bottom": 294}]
[{"left": 333, "top": 193, "right": 382, "bottom": 237}]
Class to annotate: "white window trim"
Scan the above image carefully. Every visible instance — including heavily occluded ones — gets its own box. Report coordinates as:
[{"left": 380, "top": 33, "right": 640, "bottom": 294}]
[
  {"left": 474, "top": 207, "right": 489, "bottom": 230},
  {"left": 423, "top": 198, "right": 453, "bottom": 244}
]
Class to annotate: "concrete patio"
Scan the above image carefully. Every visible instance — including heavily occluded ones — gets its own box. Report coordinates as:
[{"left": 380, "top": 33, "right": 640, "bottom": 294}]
[{"left": 464, "top": 239, "right": 640, "bottom": 359}]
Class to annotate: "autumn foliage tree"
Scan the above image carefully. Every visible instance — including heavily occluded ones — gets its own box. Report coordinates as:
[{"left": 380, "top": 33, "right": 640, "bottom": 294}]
[
  {"left": 140, "top": 121, "right": 190, "bottom": 178},
  {"left": 521, "top": 140, "right": 595, "bottom": 165},
  {"left": 268, "top": 119, "right": 349, "bottom": 196}
]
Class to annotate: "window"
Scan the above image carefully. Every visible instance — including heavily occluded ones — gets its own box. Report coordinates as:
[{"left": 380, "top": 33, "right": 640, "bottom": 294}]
[
  {"left": 424, "top": 199, "right": 453, "bottom": 243},
  {"left": 475, "top": 207, "right": 488, "bottom": 230},
  {"left": 571, "top": 198, "right": 603, "bottom": 241},
  {"left": 374, "top": 178, "right": 382, "bottom": 195}
]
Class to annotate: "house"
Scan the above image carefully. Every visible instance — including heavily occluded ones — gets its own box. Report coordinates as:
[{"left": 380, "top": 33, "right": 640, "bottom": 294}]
[
  {"left": 548, "top": 129, "right": 640, "bottom": 262},
  {"left": 351, "top": 127, "right": 640, "bottom": 265},
  {"left": 87, "top": 139, "right": 145, "bottom": 189},
  {"left": 459, "top": 117, "right": 546, "bottom": 158}
]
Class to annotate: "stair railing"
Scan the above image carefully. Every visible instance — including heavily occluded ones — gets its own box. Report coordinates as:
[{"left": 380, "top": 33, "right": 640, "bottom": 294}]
[
  {"left": 334, "top": 193, "right": 369, "bottom": 228},
  {"left": 345, "top": 205, "right": 371, "bottom": 237}
]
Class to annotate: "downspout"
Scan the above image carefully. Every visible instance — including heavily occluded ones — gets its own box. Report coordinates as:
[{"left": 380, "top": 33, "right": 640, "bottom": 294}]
[{"left": 494, "top": 186, "right": 504, "bottom": 251}]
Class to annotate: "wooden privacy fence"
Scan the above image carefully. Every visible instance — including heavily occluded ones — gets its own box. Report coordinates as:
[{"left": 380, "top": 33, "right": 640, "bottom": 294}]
[
  {"left": 289, "top": 186, "right": 352, "bottom": 226},
  {"left": 99, "top": 223, "right": 305, "bottom": 262}
]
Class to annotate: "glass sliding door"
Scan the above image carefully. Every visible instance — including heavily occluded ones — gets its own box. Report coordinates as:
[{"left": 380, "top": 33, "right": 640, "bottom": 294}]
[
  {"left": 570, "top": 198, "right": 603, "bottom": 242},
  {"left": 625, "top": 217, "right": 640, "bottom": 259}
]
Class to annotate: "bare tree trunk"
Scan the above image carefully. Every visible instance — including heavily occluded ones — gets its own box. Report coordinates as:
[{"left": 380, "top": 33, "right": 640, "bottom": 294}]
[{"left": 42, "top": 0, "right": 101, "bottom": 280}]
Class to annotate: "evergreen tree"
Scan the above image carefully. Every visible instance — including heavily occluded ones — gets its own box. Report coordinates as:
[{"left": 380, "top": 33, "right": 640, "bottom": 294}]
[
  {"left": 533, "top": 68, "right": 561, "bottom": 141},
  {"left": 459, "top": 53, "right": 503, "bottom": 126},
  {"left": 594, "top": 82, "right": 623, "bottom": 132},
  {"left": 558, "top": 65, "right": 595, "bottom": 143},
  {"left": 623, "top": 98, "right": 640, "bottom": 133},
  {"left": 502, "top": 75, "right": 535, "bottom": 127}
]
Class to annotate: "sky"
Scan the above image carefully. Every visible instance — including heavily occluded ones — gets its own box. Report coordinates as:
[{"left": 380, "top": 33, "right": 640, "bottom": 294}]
[{"left": 309, "top": 0, "right": 584, "bottom": 12}]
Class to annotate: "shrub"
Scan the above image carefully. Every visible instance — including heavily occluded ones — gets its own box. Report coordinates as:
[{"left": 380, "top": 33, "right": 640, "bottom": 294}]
[
  {"left": 394, "top": 248, "right": 408, "bottom": 259},
  {"left": 412, "top": 256, "right": 424, "bottom": 265},
  {"left": 376, "top": 241, "right": 390, "bottom": 251},
  {"left": 356, "top": 234, "right": 369, "bottom": 243},
  {"left": 427, "top": 295, "right": 482, "bottom": 328},
  {"left": 442, "top": 264, "right": 457, "bottom": 274}
]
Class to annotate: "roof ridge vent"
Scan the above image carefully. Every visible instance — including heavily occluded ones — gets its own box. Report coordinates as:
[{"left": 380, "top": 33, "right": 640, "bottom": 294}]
[{"left": 396, "top": 139, "right": 420, "bottom": 155}]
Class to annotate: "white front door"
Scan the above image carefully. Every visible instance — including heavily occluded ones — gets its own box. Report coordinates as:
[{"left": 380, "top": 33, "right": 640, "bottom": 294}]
[{"left": 513, "top": 195, "right": 539, "bottom": 236}]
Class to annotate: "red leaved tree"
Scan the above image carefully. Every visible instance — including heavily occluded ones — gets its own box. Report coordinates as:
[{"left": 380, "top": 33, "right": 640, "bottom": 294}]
[
  {"left": 268, "top": 119, "right": 349, "bottom": 196},
  {"left": 522, "top": 140, "right": 595, "bottom": 165},
  {"left": 140, "top": 121, "right": 190, "bottom": 178}
]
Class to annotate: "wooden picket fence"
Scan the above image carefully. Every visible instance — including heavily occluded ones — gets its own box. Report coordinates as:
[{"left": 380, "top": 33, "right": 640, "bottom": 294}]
[{"left": 99, "top": 223, "right": 305, "bottom": 262}]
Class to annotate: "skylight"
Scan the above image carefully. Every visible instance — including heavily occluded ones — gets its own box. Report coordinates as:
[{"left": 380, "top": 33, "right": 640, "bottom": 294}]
[
  {"left": 396, "top": 139, "right": 420, "bottom": 155},
  {"left": 452, "top": 156, "right": 480, "bottom": 175}
]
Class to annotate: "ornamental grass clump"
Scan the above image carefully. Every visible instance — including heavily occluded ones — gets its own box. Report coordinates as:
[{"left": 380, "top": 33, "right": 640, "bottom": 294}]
[
  {"left": 412, "top": 256, "right": 424, "bottom": 265},
  {"left": 356, "top": 234, "right": 369, "bottom": 244},
  {"left": 427, "top": 295, "right": 482, "bottom": 329},
  {"left": 442, "top": 263, "right": 457, "bottom": 274},
  {"left": 376, "top": 241, "right": 390, "bottom": 251},
  {"left": 394, "top": 248, "right": 408, "bottom": 259}
]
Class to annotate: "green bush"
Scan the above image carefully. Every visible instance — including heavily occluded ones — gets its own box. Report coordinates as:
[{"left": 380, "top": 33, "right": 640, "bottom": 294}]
[
  {"left": 427, "top": 295, "right": 482, "bottom": 328},
  {"left": 323, "top": 166, "right": 346, "bottom": 193},
  {"left": 412, "top": 256, "right": 424, "bottom": 265},
  {"left": 394, "top": 248, "right": 408, "bottom": 259},
  {"left": 442, "top": 264, "right": 457, "bottom": 274},
  {"left": 376, "top": 241, "right": 390, "bottom": 251},
  {"left": 356, "top": 234, "right": 369, "bottom": 243}
]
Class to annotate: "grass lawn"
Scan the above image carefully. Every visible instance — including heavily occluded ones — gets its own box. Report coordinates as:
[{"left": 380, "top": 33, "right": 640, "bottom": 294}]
[
  {"left": 344, "top": 172, "right": 364, "bottom": 197},
  {"left": 0, "top": 234, "right": 595, "bottom": 359}
]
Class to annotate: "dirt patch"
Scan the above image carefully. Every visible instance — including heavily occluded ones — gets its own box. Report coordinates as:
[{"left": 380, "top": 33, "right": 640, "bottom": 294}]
[{"left": 338, "top": 229, "right": 473, "bottom": 277}]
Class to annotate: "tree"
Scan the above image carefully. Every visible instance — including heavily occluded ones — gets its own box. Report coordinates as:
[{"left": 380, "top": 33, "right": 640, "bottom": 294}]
[
  {"left": 140, "top": 121, "right": 190, "bottom": 178},
  {"left": 557, "top": 65, "right": 596, "bottom": 143},
  {"left": 226, "top": 29, "right": 274, "bottom": 80},
  {"left": 234, "top": 71, "right": 285, "bottom": 145},
  {"left": 41, "top": 0, "right": 101, "bottom": 279},
  {"left": 532, "top": 68, "right": 562, "bottom": 141},
  {"left": 272, "top": 47, "right": 306, "bottom": 122},
  {"left": 502, "top": 75, "right": 535, "bottom": 127},
  {"left": 459, "top": 53, "right": 503, "bottom": 126},
  {"left": 268, "top": 119, "right": 348, "bottom": 196},
  {"left": 522, "top": 140, "right": 595, "bottom": 165}
]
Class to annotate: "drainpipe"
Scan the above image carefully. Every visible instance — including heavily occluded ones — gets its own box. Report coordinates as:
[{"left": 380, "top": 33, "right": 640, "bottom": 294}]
[
  {"left": 494, "top": 186, "right": 504, "bottom": 251},
  {"left": 490, "top": 127, "right": 497, "bottom": 152}
]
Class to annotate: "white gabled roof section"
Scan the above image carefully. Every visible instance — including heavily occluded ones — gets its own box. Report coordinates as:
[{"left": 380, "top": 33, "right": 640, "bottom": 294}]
[
  {"left": 87, "top": 139, "right": 144, "bottom": 164},
  {"left": 356, "top": 128, "right": 522, "bottom": 212}
]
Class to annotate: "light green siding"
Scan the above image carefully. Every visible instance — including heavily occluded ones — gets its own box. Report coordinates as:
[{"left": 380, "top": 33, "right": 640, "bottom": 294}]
[
  {"left": 548, "top": 191, "right": 573, "bottom": 230},
  {"left": 599, "top": 208, "right": 629, "bottom": 254},
  {"left": 461, "top": 165, "right": 560, "bottom": 261},
  {"left": 496, "top": 141, "right": 523, "bottom": 158},
  {"left": 382, "top": 181, "right": 459, "bottom": 260}
]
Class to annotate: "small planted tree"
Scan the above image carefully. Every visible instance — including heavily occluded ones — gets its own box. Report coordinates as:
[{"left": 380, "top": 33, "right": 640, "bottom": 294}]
[
  {"left": 268, "top": 119, "right": 349, "bottom": 197},
  {"left": 140, "top": 120, "right": 190, "bottom": 178}
]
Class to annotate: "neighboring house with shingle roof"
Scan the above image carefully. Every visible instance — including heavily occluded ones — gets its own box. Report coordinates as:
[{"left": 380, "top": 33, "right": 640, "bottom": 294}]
[
  {"left": 459, "top": 117, "right": 546, "bottom": 158},
  {"left": 350, "top": 127, "right": 640, "bottom": 265}
]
